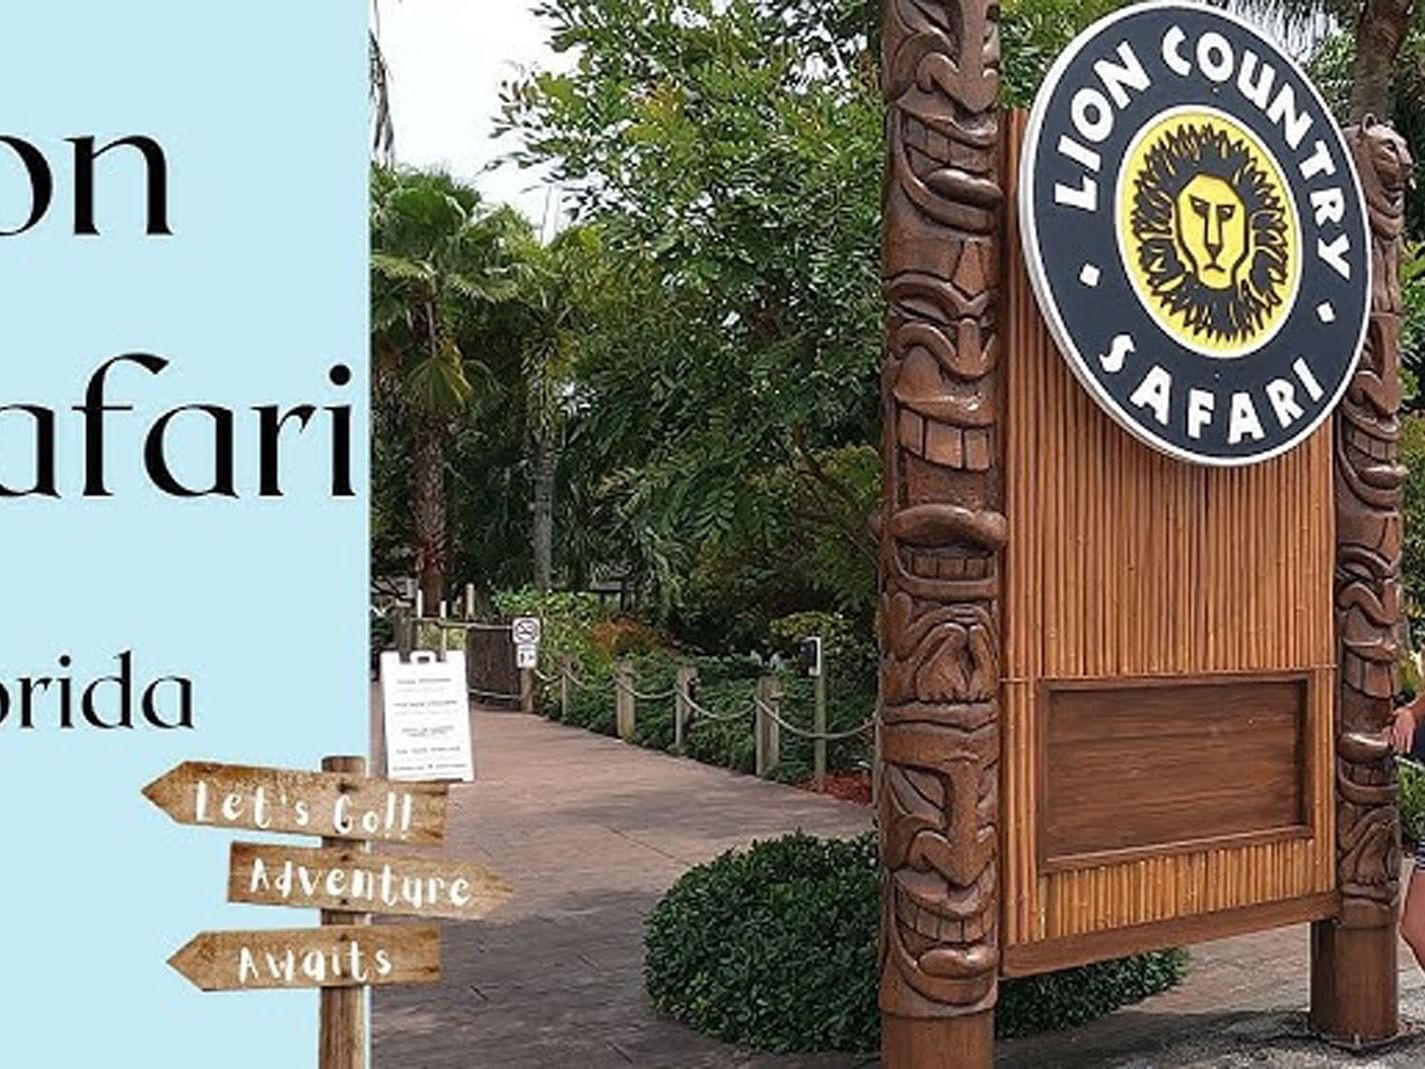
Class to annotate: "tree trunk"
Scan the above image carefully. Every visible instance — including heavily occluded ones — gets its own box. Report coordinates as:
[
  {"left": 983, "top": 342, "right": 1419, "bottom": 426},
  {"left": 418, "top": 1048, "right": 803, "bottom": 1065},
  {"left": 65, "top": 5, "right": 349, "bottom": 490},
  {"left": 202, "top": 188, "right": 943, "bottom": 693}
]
[
  {"left": 1351, "top": 0, "right": 1414, "bottom": 121},
  {"left": 413, "top": 418, "right": 447, "bottom": 613},
  {"left": 532, "top": 430, "right": 558, "bottom": 592}
]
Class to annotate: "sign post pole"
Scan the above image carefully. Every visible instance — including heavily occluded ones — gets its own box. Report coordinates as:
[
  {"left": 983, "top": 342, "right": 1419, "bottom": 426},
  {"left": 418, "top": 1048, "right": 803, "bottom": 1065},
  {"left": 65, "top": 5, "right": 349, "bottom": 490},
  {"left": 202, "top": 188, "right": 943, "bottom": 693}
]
[
  {"left": 150, "top": 757, "right": 510, "bottom": 1056},
  {"left": 513, "top": 617, "right": 542, "bottom": 713},
  {"left": 1309, "top": 120, "right": 1410, "bottom": 1050},
  {"left": 879, "top": 1, "right": 1004, "bottom": 1063},
  {"left": 319, "top": 755, "right": 370, "bottom": 1069}
]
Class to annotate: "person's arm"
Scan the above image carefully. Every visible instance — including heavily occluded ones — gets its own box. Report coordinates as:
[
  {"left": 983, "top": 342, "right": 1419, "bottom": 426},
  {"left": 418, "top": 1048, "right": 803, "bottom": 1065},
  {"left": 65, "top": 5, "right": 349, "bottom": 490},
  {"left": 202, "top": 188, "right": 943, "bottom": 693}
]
[{"left": 1392, "top": 693, "right": 1425, "bottom": 755}]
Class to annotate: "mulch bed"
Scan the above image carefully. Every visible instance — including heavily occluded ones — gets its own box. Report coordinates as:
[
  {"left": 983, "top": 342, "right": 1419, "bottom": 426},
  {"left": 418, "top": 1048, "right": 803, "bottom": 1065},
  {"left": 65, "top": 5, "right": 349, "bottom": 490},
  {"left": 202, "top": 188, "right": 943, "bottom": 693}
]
[{"left": 796, "top": 770, "right": 871, "bottom": 805}]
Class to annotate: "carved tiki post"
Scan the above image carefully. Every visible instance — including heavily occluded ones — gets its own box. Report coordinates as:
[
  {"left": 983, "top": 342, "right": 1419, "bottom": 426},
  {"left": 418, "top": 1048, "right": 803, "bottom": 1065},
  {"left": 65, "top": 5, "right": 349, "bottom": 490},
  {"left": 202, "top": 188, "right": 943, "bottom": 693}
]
[
  {"left": 879, "top": 0, "right": 1004, "bottom": 1064},
  {"left": 1310, "top": 119, "right": 1412, "bottom": 1047}
]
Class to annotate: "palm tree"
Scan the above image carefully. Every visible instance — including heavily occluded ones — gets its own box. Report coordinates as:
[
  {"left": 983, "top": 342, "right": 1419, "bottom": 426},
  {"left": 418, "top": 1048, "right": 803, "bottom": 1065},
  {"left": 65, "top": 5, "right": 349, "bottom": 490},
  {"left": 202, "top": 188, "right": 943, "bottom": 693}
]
[
  {"left": 371, "top": 169, "right": 523, "bottom": 610},
  {"left": 508, "top": 228, "right": 601, "bottom": 590},
  {"left": 370, "top": 0, "right": 394, "bottom": 162},
  {"left": 1230, "top": 0, "right": 1413, "bottom": 119}
]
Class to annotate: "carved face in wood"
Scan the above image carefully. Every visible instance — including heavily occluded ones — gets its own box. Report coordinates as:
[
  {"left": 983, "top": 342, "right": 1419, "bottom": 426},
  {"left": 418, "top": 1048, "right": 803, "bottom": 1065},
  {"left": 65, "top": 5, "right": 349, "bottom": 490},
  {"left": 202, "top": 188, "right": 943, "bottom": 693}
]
[
  {"left": 886, "top": 0, "right": 1002, "bottom": 230},
  {"left": 1361, "top": 117, "right": 1411, "bottom": 202}
]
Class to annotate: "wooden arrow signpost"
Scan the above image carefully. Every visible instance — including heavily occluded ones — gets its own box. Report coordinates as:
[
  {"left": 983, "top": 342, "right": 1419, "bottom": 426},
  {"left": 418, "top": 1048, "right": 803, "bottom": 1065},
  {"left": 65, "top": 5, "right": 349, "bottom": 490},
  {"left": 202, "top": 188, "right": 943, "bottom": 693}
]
[
  {"left": 168, "top": 924, "right": 442, "bottom": 991},
  {"left": 228, "top": 841, "right": 511, "bottom": 920},
  {"left": 145, "top": 755, "right": 510, "bottom": 1069},
  {"left": 143, "top": 760, "right": 449, "bottom": 843}
]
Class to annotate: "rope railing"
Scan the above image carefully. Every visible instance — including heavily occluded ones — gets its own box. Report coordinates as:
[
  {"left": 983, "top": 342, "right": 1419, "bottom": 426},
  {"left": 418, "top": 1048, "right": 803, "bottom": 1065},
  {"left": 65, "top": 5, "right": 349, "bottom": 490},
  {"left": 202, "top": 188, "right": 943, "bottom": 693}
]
[
  {"left": 679, "top": 685, "right": 757, "bottom": 724},
  {"left": 752, "top": 695, "right": 875, "bottom": 741},
  {"left": 409, "top": 617, "right": 512, "bottom": 633},
  {"left": 613, "top": 676, "right": 678, "bottom": 702},
  {"left": 528, "top": 659, "right": 870, "bottom": 742},
  {"left": 400, "top": 608, "right": 876, "bottom": 788}
]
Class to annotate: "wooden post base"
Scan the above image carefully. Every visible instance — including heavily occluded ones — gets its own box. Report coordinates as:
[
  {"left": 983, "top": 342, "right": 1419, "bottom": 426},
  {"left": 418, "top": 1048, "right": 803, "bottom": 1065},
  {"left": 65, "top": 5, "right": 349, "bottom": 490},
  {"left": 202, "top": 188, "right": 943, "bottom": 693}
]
[
  {"left": 1309, "top": 920, "right": 1399, "bottom": 1048},
  {"left": 883, "top": 1011, "right": 993, "bottom": 1069}
]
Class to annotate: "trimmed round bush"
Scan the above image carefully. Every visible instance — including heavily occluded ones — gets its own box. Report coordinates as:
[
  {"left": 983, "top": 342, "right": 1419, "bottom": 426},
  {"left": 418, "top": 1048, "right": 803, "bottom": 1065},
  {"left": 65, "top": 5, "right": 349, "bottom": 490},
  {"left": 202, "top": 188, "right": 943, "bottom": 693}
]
[
  {"left": 645, "top": 831, "right": 879, "bottom": 1052},
  {"left": 645, "top": 831, "right": 1188, "bottom": 1053}
]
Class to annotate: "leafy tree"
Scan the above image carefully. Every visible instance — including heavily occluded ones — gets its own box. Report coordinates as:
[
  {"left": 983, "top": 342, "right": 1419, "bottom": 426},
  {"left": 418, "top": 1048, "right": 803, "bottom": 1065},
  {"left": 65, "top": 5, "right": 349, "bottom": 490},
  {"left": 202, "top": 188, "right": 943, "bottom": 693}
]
[
  {"left": 498, "top": 0, "right": 884, "bottom": 618},
  {"left": 508, "top": 228, "right": 606, "bottom": 590},
  {"left": 473, "top": 0, "right": 1425, "bottom": 649},
  {"left": 1001, "top": 0, "right": 1127, "bottom": 106}
]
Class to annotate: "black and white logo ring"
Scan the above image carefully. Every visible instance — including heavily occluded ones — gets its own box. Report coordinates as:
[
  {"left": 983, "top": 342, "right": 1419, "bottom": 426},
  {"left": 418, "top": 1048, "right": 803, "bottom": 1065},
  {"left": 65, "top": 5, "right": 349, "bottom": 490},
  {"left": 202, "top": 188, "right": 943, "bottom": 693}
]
[{"left": 1019, "top": 1, "right": 1369, "bottom": 466}]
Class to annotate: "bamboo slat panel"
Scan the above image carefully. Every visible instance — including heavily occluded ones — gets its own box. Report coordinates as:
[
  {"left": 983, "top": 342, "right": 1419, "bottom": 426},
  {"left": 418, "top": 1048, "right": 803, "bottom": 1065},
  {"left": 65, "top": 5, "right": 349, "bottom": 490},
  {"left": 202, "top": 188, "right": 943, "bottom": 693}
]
[{"left": 1001, "top": 110, "right": 1335, "bottom": 948}]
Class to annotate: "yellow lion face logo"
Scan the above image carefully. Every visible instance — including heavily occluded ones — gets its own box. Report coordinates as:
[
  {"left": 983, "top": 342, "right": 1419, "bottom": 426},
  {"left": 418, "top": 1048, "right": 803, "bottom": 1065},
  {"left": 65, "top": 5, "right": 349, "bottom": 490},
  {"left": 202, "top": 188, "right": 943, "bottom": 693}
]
[{"left": 1118, "top": 112, "right": 1299, "bottom": 357}]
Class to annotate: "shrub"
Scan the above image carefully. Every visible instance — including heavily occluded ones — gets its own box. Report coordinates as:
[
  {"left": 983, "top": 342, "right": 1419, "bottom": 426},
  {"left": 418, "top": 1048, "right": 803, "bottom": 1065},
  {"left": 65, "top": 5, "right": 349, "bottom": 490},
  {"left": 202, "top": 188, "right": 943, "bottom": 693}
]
[
  {"left": 995, "top": 948, "right": 1189, "bottom": 1039},
  {"left": 767, "top": 610, "right": 877, "bottom": 691},
  {"left": 589, "top": 617, "right": 671, "bottom": 659},
  {"left": 645, "top": 832, "right": 1189, "bottom": 1054},
  {"left": 646, "top": 832, "right": 880, "bottom": 1053},
  {"left": 1403, "top": 760, "right": 1425, "bottom": 846},
  {"left": 492, "top": 589, "right": 608, "bottom": 666}
]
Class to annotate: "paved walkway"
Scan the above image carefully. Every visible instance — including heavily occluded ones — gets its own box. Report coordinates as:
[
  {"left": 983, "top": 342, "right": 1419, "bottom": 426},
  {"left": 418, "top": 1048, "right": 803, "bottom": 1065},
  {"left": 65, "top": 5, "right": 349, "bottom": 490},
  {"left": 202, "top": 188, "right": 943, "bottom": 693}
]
[
  {"left": 371, "top": 705, "right": 871, "bottom": 1068},
  {"left": 370, "top": 703, "right": 1425, "bottom": 1068}
]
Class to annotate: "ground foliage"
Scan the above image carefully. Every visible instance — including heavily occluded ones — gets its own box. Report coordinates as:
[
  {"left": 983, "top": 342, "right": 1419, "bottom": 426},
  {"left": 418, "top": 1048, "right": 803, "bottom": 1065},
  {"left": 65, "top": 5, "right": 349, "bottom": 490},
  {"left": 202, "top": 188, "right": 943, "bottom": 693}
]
[
  {"left": 644, "top": 832, "right": 1189, "bottom": 1053},
  {"left": 500, "top": 589, "right": 876, "bottom": 780}
]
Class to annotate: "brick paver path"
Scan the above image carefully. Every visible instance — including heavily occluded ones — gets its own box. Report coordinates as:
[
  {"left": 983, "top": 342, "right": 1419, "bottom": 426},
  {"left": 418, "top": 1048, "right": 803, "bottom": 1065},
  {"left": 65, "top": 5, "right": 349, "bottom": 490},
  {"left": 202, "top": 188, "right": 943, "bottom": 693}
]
[
  {"left": 371, "top": 705, "right": 872, "bottom": 1069},
  {"left": 371, "top": 702, "right": 1425, "bottom": 1068}
]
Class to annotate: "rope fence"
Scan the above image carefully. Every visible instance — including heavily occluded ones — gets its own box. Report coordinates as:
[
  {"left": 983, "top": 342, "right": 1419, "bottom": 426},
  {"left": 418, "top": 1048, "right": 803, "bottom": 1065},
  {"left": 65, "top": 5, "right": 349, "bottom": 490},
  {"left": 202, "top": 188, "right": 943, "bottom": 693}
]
[
  {"left": 384, "top": 604, "right": 876, "bottom": 790},
  {"left": 753, "top": 695, "right": 875, "bottom": 741},
  {"left": 528, "top": 656, "right": 875, "bottom": 786}
]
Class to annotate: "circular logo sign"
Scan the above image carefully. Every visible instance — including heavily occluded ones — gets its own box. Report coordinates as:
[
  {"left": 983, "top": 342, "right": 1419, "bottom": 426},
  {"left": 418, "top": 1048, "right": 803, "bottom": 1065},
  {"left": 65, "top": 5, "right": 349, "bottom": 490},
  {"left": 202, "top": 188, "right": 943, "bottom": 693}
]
[{"left": 1020, "top": 2, "right": 1369, "bottom": 465}]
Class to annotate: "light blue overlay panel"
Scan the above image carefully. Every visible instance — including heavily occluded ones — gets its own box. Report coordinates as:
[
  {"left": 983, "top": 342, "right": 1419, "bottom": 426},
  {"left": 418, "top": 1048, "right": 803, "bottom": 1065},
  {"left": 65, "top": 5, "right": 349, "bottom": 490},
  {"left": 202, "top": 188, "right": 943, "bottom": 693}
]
[{"left": 0, "top": 3, "right": 368, "bottom": 1067}]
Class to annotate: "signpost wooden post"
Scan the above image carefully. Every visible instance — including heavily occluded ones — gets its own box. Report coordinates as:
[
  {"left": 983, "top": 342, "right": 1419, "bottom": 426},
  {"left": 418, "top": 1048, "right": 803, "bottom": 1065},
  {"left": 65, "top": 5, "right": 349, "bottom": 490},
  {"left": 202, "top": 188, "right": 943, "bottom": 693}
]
[
  {"left": 320, "top": 755, "right": 371, "bottom": 1069},
  {"left": 146, "top": 754, "right": 509, "bottom": 1069}
]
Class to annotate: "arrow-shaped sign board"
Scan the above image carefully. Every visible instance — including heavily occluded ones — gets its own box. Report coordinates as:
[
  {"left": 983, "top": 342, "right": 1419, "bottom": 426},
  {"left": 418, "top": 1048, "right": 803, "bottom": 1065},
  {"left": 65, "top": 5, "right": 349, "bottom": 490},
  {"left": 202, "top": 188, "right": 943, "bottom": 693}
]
[
  {"left": 168, "top": 925, "right": 441, "bottom": 992},
  {"left": 228, "top": 842, "right": 513, "bottom": 921},
  {"left": 143, "top": 761, "right": 448, "bottom": 844}
]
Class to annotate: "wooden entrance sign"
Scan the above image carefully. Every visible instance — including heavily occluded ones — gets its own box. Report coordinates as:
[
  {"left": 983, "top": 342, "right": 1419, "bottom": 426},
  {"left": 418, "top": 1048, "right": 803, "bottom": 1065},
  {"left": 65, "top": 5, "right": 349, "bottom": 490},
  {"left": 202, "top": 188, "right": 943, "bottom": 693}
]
[
  {"left": 878, "top": 2, "right": 1407, "bottom": 1065},
  {"left": 145, "top": 755, "right": 510, "bottom": 1069}
]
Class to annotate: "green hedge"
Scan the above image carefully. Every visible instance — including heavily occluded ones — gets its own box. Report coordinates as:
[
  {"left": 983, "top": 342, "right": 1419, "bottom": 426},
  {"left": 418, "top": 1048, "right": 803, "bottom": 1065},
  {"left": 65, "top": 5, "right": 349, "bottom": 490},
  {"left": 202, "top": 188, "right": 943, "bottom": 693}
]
[
  {"left": 538, "top": 643, "right": 874, "bottom": 781},
  {"left": 1404, "top": 759, "right": 1425, "bottom": 845},
  {"left": 491, "top": 589, "right": 878, "bottom": 782},
  {"left": 645, "top": 832, "right": 1188, "bottom": 1053}
]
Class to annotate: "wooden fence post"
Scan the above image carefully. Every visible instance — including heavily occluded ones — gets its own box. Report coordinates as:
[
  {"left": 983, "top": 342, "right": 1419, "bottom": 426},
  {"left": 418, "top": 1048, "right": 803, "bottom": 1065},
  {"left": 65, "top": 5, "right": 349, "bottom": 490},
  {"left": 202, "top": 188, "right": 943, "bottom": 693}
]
[
  {"left": 395, "top": 612, "right": 414, "bottom": 662},
  {"left": 755, "top": 676, "right": 781, "bottom": 778},
  {"left": 616, "top": 661, "right": 636, "bottom": 741},
  {"left": 519, "top": 668, "right": 535, "bottom": 714},
  {"left": 674, "top": 666, "right": 696, "bottom": 754},
  {"left": 813, "top": 667, "right": 828, "bottom": 791},
  {"left": 560, "top": 656, "right": 573, "bottom": 721},
  {"left": 319, "top": 755, "right": 369, "bottom": 1069}
]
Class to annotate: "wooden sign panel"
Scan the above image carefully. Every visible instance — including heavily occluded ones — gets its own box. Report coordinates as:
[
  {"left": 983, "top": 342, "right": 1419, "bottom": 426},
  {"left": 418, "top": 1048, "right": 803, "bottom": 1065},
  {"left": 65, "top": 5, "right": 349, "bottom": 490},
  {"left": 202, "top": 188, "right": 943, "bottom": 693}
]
[
  {"left": 1000, "top": 109, "right": 1337, "bottom": 975},
  {"left": 168, "top": 925, "right": 440, "bottom": 992},
  {"left": 228, "top": 841, "right": 512, "bottom": 921},
  {"left": 143, "top": 761, "right": 448, "bottom": 844}
]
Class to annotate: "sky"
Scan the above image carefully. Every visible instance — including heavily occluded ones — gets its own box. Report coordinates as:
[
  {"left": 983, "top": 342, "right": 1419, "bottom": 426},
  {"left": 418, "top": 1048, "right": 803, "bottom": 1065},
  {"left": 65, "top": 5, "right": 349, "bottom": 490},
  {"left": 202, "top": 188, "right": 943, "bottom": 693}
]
[{"left": 377, "top": 0, "right": 568, "bottom": 227}]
